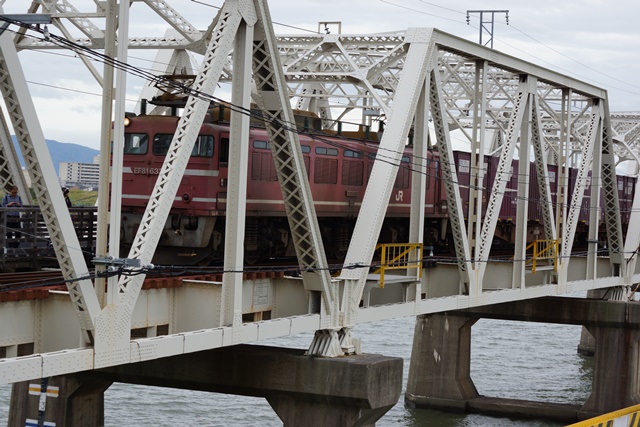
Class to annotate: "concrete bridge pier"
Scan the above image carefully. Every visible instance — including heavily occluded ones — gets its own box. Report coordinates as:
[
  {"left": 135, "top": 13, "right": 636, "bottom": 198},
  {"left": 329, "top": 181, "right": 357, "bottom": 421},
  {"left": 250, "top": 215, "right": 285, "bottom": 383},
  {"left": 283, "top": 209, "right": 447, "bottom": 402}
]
[
  {"left": 578, "top": 321, "right": 640, "bottom": 419},
  {"left": 405, "top": 298, "right": 640, "bottom": 423},
  {"left": 405, "top": 313, "right": 480, "bottom": 410},
  {"left": 8, "top": 375, "right": 112, "bottom": 427},
  {"left": 8, "top": 345, "right": 403, "bottom": 426}
]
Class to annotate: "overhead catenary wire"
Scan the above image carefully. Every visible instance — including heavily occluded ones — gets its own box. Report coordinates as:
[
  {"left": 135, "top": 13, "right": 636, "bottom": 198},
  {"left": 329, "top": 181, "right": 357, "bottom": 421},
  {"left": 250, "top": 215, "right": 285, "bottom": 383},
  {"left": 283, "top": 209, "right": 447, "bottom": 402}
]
[
  {"left": 4, "top": 20, "right": 637, "bottom": 215},
  {"left": 4, "top": 19, "right": 639, "bottom": 218}
]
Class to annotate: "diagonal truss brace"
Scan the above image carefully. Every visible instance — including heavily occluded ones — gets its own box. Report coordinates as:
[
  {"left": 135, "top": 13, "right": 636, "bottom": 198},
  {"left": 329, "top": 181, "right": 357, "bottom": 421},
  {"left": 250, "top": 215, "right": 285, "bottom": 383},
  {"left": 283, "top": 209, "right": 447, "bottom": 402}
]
[
  {"left": 339, "top": 29, "right": 433, "bottom": 330},
  {"left": 530, "top": 95, "right": 558, "bottom": 242},
  {"left": 429, "top": 65, "right": 473, "bottom": 290},
  {"left": 559, "top": 103, "right": 600, "bottom": 267},
  {"left": 0, "top": 107, "right": 30, "bottom": 200},
  {"left": 250, "top": 0, "right": 338, "bottom": 328},
  {"left": 476, "top": 76, "right": 529, "bottom": 283},
  {"left": 601, "top": 102, "right": 625, "bottom": 274}
]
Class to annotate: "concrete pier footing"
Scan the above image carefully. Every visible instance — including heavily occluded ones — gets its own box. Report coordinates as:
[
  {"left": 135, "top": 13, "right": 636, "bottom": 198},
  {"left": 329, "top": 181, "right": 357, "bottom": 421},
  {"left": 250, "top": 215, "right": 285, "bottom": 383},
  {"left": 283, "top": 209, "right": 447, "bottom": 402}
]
[
  {"left": 405, "top": 314, "right": 479, "bottom": 410},
  {"left": 405, "top": 297, "right": 640, "bottom": 423},
  {"left": 9, "top": 376, "right": 112, "bottom": 427},
  {"left": 9, "top": 345, "right": 403, "bottom": 427}
]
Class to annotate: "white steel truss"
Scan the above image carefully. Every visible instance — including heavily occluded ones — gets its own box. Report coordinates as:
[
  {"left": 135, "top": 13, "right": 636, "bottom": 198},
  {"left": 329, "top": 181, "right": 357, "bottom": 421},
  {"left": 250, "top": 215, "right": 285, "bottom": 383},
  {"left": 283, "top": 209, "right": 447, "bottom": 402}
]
[{"left": 0, "top": 0, "right": 638, "bottom": 380}]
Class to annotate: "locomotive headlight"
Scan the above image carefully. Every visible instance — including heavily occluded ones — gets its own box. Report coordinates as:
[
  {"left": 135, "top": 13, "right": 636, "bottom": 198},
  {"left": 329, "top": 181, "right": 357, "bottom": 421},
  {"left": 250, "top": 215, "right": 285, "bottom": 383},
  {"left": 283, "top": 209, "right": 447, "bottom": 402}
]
[
  {"left": 123, "top": 117, "right": 131, "bottom": 127},
  {"left": 182, "top": 193, "right": 191, "bottom": 203}
]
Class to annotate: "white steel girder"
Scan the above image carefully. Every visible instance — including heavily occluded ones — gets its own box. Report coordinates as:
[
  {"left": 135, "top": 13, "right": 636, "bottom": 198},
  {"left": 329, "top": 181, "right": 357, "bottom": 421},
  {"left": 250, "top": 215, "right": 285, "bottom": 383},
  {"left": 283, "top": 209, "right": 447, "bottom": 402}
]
[
  {"left": 93, "top": 0, "right": 118, "bottom": 308},
  {"left": 339, "top": 28, "right": 433, "bottom": 328},
  {"left": 0, "top": 11, "right": 99, "bottom": 344},
  {"left": 530, "top": 96, "right": 558, "bottom": 243},
  {"left": 407, "top": 80, "right": 429, "bottom": 307},
  {"left": 512, "top": 89, "right": 532, "bottom": 289},
  {"left": 467, "top": 60, "right": 488, "bottom": 256},
  {"left": 1, "top": 0, "right": 638, "bottom": 380},
  {"left": 475, "top": 77, "right": 529, "bottom": 286},
  {"left": 250, "top": 0, "right": 337, "bottom": 329},
  {"left": 221, "top": 16, "right": 254, "bottom": 340},
  {"left": 558, "top": 104, "right": 600, "bottom": 280},
  {"left": 601, "top": 103, "right": 626, "bottom": 272},
  {"left": 92, "top": 0, "right": 247, "bottom": 368},
  {"left": 429, "top": 66, "right": 473, "bottom": 290}
]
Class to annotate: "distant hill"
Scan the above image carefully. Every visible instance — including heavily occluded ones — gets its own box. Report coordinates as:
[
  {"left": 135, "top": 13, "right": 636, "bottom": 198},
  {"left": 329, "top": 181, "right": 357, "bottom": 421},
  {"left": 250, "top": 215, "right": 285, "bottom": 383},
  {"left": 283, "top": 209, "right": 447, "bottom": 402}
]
[{"left": 12, "top": 136, "right": 100, "bottom": 175}]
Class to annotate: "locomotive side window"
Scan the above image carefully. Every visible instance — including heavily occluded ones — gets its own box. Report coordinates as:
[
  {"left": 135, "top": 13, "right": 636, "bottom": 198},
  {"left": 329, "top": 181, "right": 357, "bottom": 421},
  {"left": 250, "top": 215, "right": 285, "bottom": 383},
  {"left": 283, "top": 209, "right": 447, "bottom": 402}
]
[
  {"left": 152, "top": 133, "right": 214, "bottom": 157},
  {"left": 394, "top": 155, "right": 411, "bottom": 189},
  {"left": 124, "top": 133, "right": 149, "bottom": 155},
  {"left": 315, "top": 147, "right": 338, "bottom": 156},
  {"left": 253, "top": 140, "right": 272, "bottom": 150},
  {"left": 344, "top": 149, "right": 364, "bottom": 158},
  {"left": 153, "top": 133, "right": 173, "bottom": 155},
  {"left": 219, "top": 138, "right": 229, "bottom": 166},
  {"left": 192, "top": 135, "right": 214, "bottom": 157},
  {"left": 301, "top": 145, "right": 311, "bottom": 153}
]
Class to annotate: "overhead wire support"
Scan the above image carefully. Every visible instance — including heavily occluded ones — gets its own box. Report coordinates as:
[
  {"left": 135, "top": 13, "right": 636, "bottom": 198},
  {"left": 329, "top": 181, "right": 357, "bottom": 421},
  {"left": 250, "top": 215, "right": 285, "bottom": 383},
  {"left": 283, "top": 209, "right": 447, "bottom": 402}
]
[
  {"left": 0, "top": 14, "right": 51, "bottom": 36},
  {"left": 466, "top": 9, "right": 509, "bottom": 49}
]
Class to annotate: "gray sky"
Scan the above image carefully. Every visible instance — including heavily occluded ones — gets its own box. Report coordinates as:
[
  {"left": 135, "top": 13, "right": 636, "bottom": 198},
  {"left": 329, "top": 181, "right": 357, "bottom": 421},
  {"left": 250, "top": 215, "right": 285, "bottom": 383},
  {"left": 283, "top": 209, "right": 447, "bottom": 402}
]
[{"left": 1, "top": 0, "right": 639, "bottom": 149}]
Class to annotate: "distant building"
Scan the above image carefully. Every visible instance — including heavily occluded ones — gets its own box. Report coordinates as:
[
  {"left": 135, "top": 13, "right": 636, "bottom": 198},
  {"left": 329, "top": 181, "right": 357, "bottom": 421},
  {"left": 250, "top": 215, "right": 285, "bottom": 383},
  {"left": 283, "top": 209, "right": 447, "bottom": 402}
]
[{"left": 59, "top": 157, "right": 100, "bottom": 188}]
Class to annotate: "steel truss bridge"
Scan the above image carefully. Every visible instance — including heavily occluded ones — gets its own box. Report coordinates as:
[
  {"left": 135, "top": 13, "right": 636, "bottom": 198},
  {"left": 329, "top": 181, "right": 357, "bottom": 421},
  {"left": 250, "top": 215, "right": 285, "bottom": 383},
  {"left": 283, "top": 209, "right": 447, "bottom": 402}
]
[{"left": 0, "top": 0, "right": 639, "bottom": 384}]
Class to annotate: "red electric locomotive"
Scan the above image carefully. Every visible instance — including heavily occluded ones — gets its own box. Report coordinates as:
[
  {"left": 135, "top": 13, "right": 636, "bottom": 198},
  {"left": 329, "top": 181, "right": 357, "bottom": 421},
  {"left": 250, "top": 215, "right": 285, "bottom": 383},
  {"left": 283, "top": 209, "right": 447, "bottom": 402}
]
[{"left": 118, "top": 106, "right": 634, "bottom": 266}]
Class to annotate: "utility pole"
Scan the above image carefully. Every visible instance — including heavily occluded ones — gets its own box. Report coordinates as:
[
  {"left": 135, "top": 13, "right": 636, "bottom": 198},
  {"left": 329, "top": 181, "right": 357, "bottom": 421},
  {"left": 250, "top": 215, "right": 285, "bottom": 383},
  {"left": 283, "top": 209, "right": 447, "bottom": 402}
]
[{"left": 466, "top": 9, "right": 509, "bottom": 49}]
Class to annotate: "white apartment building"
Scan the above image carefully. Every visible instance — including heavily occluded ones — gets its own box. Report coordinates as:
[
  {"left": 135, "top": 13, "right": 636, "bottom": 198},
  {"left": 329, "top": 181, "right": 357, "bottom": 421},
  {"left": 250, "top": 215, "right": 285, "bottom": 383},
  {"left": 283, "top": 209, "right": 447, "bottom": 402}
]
[{"left": 59, "top": 156, "right": 100, "bottom": 188}]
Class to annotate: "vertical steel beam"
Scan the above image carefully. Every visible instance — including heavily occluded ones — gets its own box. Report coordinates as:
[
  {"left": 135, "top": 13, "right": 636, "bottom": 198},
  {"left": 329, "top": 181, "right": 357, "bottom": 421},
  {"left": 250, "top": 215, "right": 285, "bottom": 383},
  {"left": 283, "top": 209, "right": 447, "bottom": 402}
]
[
  {"left": 513, "top": 86, "right": 532, "bottom": 288},
  {"left": 93, "top": 0, "right": 244, "bottom": 368},
  {"left": 408, "top": 79, "right": 428, "bottom": 306},
  {"left": 468, "top": 60, "right": 488, "bottom": 258},
  {"left": 221, "top": 17, "right": 255, "bottom": 340},
  {"left": 587, "top": 120, "right": 603, "bottom": 280},
  {"left": 107, "top": 0, "right": 131, "bottom": 307},
  {"left": 93, "top": 0, "right": 117, "bottom": 308}
]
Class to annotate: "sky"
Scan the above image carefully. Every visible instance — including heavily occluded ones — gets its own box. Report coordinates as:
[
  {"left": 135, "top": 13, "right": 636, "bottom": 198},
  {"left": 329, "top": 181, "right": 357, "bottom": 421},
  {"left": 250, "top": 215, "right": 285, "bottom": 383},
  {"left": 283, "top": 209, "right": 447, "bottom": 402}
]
[{"left": 1, "top": 0, "right": 639, "bottom": 150}]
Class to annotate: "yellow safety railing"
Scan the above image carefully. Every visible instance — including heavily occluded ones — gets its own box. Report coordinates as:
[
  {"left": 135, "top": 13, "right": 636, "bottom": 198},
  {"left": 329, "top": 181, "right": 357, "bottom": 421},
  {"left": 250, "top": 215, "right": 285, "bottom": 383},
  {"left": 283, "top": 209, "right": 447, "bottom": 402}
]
[
  {"left": 565, "top": 402, "right": 640, "bottom": 427},
  {"left": 373, "top": 243, "right": 423, "bottom": 288},
  {"left": 525, "top": 239, "right": 559, "bottom": 274}
]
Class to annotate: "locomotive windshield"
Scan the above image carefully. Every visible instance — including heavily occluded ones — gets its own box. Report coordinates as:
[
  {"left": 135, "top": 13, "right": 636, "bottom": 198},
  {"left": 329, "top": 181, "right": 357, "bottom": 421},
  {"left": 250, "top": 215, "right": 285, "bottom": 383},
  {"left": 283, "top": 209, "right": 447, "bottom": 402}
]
[{"left": 124, "top": 133, "right": 149, "bottom": 155}]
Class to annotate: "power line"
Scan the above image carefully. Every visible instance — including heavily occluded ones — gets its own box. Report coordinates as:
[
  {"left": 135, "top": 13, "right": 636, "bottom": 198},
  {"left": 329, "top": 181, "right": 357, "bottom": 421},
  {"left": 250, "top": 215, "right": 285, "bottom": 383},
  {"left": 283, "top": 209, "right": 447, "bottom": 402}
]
[
  {"left": 8, "top": 20, "right": 635, "bottom": 215},
  {"left": 380, "top": 0, "right": 640, "bottom": 99}
]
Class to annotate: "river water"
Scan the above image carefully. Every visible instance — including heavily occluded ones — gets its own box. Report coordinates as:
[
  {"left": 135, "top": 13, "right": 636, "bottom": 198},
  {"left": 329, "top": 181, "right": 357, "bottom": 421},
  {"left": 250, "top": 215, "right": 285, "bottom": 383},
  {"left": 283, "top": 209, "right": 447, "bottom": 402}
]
[{"left": 0, "top": 316, "right": 591, "bottom": 426}]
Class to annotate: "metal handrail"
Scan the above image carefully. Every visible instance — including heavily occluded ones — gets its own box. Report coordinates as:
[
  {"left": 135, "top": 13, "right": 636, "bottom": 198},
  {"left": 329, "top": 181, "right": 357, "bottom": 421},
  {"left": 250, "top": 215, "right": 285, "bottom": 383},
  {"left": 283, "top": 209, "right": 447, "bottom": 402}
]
[
  {"left": 373, "top": 243, "right": 423, "bottom": 288},
  {"left": 525, "top": 239, "right": 558, "bottom": 274}
]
